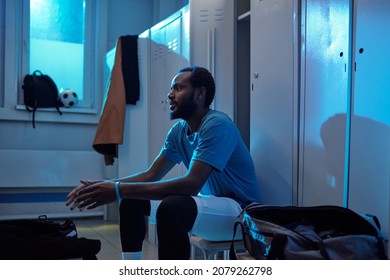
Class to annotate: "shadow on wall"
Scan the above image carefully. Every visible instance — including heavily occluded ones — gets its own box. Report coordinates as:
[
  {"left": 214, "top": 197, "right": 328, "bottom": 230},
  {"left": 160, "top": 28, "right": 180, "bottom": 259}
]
[
  {"left": 321, "top": 113, "right": 390, "bottom": 181},
  {"left": 320, "top": 113, "right": 390, "bottom": 217},
  {"left": 320, "top": 113, "right": 348, "bottom": 190}
]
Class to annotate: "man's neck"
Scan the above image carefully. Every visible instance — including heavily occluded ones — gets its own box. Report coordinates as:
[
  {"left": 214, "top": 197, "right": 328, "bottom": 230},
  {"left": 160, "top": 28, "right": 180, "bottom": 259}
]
[{"left": 186, "top": 108, "right": 210, "bottom": 135}]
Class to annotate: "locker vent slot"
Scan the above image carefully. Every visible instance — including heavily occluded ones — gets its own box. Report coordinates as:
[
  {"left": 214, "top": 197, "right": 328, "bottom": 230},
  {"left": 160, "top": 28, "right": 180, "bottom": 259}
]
[
  {"left": 153, "top": 45, "right": 164, "bottom": 60},
  {"left": 214, "top": 8, "right": 225, "bottom": 22},
  {"left": 198, "top": 8, "right": 225, "bottom": 23},
  {"left": 199, "top": 9, "right": 209, "bottom": 22},
  {"left": 168, "top": 38, "right": 178, "bottom": 53}
]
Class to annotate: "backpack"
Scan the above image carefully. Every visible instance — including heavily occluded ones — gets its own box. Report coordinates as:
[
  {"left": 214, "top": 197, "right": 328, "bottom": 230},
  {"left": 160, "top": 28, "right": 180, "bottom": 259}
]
[
  {"left": 230, "top": 203, "right": 387, "bottom": 260},
  {"left": 22, "top": 70, "right": 62, "bottom": 128},
  {"left": 0, "top": 215, "right": 101, "bottom": 260}
]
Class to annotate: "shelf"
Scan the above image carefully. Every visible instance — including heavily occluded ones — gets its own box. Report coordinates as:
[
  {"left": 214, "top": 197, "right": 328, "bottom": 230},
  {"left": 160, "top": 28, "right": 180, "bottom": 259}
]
[{"left": 238, "top": 11, "right": 251, "bottom": 21}]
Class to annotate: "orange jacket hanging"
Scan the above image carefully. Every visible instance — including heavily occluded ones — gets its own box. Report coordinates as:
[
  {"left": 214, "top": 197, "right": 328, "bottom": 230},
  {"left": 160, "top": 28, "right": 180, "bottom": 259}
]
[{"left": 93, "top": 35, "right": 140, "bottom": 165}]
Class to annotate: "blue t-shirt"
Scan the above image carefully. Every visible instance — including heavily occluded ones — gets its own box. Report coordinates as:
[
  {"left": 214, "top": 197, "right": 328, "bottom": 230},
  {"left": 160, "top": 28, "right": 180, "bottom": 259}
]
[{"left": 160, "top": 110, "right": 261, "bottom": 207}]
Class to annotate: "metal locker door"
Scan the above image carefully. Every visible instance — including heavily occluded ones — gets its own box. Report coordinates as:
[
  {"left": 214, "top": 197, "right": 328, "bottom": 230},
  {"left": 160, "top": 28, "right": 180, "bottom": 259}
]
[
  {"left": 250, "top": 0, "right": 298, "bottom": 205},
  {"left": 348, "top": 0, "right": 390, "bottom": 239},
  {"left": 299, "top": 0, "right": 351, "bottom": 207},
  {"left": 189, "top": 0, "right": 235, "bottom": 119}
]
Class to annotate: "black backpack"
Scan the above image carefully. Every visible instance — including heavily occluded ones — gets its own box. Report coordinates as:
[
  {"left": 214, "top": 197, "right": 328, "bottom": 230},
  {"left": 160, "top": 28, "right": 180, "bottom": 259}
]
[{"left": 22, "top": 70, "right": 62, "bottom": 128}]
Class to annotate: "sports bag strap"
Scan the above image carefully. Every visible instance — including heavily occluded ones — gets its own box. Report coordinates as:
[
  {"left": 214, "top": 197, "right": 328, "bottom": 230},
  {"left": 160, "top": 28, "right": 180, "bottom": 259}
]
[
  {"left": 267, "top": 234, "right": 287, "bottom": 260},
  {"left": 376, "top": 236, "right": 388, "bottom": 260},
  {"left": 30, "top": 72, "right": 42, "bottom": 128},
  {"left": 31, "top": 106, "right": 37, "bottom": 129},
  {"left": 25, "top": 101, "right": 33, "bottom": 112},
  {"left": 317, "top": 240, "right": 331, "bottom": 259},
  {"left": 229, "top": 221, "right": 246, "bottom": 260}
]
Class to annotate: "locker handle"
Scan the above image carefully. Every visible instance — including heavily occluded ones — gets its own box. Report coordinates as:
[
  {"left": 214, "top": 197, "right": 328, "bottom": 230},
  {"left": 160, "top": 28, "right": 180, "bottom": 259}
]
[
  {"left": 207, "top": 28, "right": 216, "bottom": 78},
  {"left": 354, "top": 48, "right": 364, "bottom": 72}
]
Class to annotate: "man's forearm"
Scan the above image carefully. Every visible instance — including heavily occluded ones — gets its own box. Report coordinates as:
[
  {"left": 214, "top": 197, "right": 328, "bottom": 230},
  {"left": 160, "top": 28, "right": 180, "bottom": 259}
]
[
  {"left": 114, "top": 170, "right": 156, "bottom": 184},
  {"left": 117, "top": 176, "right": 200, "bottom": 201}
]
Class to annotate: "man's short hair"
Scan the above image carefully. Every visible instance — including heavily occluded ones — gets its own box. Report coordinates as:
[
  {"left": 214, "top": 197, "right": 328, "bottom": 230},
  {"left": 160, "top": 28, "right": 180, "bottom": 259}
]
[{"left": 178, "top": 66, "right": 216, "bottom": 107}]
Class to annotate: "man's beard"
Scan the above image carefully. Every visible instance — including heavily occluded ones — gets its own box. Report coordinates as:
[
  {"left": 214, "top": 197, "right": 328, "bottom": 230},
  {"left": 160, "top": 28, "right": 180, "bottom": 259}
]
[{"left": 170, "top": 92, "right": 197, "bottom": 121}]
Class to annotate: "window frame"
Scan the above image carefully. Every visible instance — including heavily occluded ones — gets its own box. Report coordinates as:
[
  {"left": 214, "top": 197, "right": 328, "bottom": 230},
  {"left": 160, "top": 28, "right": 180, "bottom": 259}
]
[{"left": 0, "top": 0, "right": 108, "bottom": 124}]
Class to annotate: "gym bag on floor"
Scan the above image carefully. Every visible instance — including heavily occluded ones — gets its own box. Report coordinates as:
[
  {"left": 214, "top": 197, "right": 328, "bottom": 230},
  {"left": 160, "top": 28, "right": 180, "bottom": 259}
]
[
  {"left": 230, "top": 203, "right": 387, "bottom": 260},
  {"left": 0, "top": 215, "right": 101, "bottom": 260},
  {"left": 22, "top": 70, "right": 62, "bottom": 128}
]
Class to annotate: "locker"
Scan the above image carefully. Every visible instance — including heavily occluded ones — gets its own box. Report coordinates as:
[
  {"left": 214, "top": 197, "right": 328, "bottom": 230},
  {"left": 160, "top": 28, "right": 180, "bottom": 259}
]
[
  {"left": 300, "top": 0, "right": 351, "bottom": 207},
  {"left": 301, "top": 0, "right": 390, "bottom": 239},
  {"left": 249, "top": 0, "right": 390, "bottom": 247},
  {"left": 348, "top": 0, "right": 390, "bottom": 244},
  {"left": 250, "top": 0, "right": 299, "bottom": 205}
]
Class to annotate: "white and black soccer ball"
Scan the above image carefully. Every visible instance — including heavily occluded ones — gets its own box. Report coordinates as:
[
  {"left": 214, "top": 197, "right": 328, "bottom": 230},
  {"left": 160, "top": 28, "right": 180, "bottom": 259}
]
[{"left": 59, "top": 89, "right": 78, "bottom": 107}]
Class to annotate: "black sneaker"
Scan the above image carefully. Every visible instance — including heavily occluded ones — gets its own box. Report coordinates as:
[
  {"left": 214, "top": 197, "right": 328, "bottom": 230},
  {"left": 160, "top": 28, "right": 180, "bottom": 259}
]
[
  {"left": 59, "top": 219, "right": 78, "bottom": 238},
  {"left": 38, "top": 215, "right": 78, "bottom": 238}
]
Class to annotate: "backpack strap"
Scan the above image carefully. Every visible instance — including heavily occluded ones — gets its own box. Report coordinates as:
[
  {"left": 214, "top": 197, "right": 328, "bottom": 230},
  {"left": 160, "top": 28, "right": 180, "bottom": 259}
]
[
  {"left": 31, "top": 107, "right": 37, "bottom": 128},
  {"left": 229, "top": 221, "right": 244, "bottom": 260},
  {"left": 24, "top": 97, "right": 37, "bottom": 128},
  {"left": 267, "top": 234, "right": 287, "bottom": 259},
  {"left": 30, "top": 72, "right": 40, "bottom": 128}
]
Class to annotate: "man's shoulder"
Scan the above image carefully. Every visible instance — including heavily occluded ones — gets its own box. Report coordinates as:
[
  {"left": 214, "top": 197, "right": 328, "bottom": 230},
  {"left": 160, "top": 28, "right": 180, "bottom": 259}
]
[
  {"left": 170, "top": 120, "right": 188, "bottom": 134},
  {"left": 203, "top": 110, "right": 234, "bottom": 127}
]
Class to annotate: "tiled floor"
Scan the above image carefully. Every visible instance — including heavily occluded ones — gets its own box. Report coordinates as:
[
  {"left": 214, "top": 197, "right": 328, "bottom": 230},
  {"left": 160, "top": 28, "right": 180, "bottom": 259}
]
[
  {"left": 74, "top": 218, "right": 239, "bottom": 260},
  {"left": 74, "top": 218, "right": 158, "bottom": 260}
]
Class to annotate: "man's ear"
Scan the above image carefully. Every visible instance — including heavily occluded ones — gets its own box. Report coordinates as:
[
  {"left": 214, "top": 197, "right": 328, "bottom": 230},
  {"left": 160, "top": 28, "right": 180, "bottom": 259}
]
[{"left": 195, "top": 86, "right": 207, "bottom": 101}]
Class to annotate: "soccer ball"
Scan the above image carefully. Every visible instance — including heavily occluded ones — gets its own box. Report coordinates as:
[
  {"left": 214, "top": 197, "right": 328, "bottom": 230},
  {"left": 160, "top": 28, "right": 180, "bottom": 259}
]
[{"left": 59, "top": 89, "right": 78, "bottom": 107}]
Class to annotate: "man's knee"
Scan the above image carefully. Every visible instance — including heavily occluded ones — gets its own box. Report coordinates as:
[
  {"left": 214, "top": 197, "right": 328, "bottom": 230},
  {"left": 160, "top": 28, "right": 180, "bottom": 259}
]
[
  {"left": 156, "top": 195, "right": 197, "bottom": 227},
  {"left": 156, "top": 195, "right": 189, "bottom": 220}
]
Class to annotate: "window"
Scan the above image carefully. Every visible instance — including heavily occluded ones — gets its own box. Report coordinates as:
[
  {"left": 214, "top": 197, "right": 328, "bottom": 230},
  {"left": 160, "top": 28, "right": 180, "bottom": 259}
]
[
  {"left": 29, "top": 0, "right": 86, "bottom": 103},
  {"left": 0, "top": 0, "right": 107, "bottom": 123}
]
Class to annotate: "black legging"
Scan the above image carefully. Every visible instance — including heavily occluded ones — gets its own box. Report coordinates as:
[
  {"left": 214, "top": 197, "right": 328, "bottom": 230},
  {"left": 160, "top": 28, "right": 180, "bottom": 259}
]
[{"left": 119, "top": 195, "right": 197, "bottom": 259}]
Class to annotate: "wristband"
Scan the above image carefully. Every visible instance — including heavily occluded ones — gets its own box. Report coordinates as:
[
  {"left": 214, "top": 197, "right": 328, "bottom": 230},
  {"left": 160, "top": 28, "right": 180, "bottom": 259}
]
[{"left": 115, "top": 181, "right": 122, "bottom": 204}]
